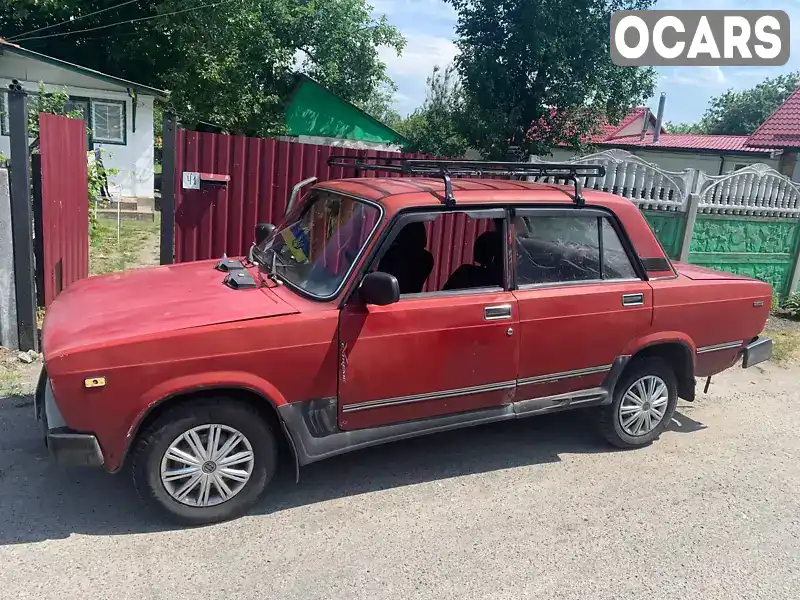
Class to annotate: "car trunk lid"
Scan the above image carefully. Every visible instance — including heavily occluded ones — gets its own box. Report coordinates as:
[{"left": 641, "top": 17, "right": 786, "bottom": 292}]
[{"left": 673, "top": 261, "right": 754, "bottom": 281}]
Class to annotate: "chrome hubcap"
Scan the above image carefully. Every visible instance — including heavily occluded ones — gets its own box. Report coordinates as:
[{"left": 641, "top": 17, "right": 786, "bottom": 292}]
[
  {"left": 160, "top": 424, "right": 254, "bottom": 507},
  {"left": 619, "top": 375, "right": 669, "bottom": 437}
]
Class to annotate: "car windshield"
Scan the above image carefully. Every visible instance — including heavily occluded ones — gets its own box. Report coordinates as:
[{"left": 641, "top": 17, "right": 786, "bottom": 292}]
[{"left": 255, "top": 190, "right": 381, "bottom": 298}]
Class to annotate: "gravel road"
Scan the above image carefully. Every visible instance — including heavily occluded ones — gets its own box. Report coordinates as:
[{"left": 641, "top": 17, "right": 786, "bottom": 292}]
[{"left": 1, "top": 361, "right": 798, "bottom": 600}]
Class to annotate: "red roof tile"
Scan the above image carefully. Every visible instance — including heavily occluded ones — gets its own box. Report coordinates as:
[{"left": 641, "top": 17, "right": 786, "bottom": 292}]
[
  {"left": 598, "top": 133, "right": 775, "bottom": 154},
  {"left": 747, "top": 86, "right": 800, "bottom": 148},
  {"left": 550, "top": 107, "right": 661, "bottom": 146}
]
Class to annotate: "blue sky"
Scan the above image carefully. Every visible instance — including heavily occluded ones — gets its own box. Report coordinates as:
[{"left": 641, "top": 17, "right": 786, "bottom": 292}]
[{"left": 371, "top": 0, "right": 800, "bottom": 124}]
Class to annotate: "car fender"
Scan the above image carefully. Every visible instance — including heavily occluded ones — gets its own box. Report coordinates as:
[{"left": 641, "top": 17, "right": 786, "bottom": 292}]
[
  {"left": 115, "top": 371, "right": 290, "bottom": 472},
  {"left": 622, "top": 331, "right": 697, "bottom": 361}
]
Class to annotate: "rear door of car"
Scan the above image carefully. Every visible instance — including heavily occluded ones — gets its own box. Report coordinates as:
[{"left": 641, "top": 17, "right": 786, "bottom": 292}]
[{"left": 510, "top": 207, "right": 653, "bottom": 408}]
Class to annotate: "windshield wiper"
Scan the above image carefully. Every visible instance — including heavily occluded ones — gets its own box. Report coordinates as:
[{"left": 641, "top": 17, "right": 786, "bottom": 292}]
[{"left": 252, "top": 245, "right": 292, "bottom": 285}]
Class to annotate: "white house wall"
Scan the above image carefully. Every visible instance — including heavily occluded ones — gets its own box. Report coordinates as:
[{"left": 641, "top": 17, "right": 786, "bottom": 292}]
[
  {"left": 0, "top": 52, "right": 156, "bottom": 199},
  {"left": 615, "top": 116, "right": 654, "bottom": 137}
]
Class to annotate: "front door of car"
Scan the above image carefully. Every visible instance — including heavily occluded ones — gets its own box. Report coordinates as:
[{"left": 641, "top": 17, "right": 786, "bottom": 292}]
[
  {"left": 337, "top": 208, "right": 519, "bottom": 430},
  {"left": 510, "top": 208, "right": 653, "bottom": 405}
]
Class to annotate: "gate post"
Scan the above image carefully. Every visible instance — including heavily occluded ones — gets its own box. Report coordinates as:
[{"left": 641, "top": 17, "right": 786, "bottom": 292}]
[
  {"left": 677, "top": 192, "right": 700, "bottom": 263},
  {"left": 0, "top": 166, "right": 18, "bottom": 349},
  {"left": 789, "top": 228, "right": 800, "bottom": 296},
  {"left": 159, "top": 111, "right": 177, "bottom": 265},
  {"left": 6, "top": 83, "right": 38, "bottom": 352}
]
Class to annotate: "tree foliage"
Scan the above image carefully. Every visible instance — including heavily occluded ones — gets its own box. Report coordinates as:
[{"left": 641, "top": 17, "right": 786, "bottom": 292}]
[
  {"left": 446, "top": 0, "right": 656, "bottom": 158},
  {"left": 394, "top": 65, "right": 469, "bottom": 156},
  {"left": 356, "top": 81, "right": 402, "bottom": 127},
  {"left": 26, "top": 82, "right": 83, "bottom": 136},
  {"left": 1, "top": 0, "right": 405, "bottom": 135},
  {"left": 664, "top": 121, "right": 705, "bottom": 134},
  {"left": 687, "top": 73, "right": 800, "bottom": 136}
]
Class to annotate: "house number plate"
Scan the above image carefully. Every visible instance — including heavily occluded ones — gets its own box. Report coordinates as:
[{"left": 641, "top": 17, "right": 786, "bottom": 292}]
[{"left": 182, "top": 172, "right": 201, "bottom": 190}]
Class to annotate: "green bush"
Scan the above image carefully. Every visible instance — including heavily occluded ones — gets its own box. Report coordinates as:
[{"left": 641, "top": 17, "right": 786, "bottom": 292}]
[
  {"left": 87, "top": 150, "right": 118, "bottom": 237},
  {"left": 781, "top": 293, "right": 800, "bottom": 319}
]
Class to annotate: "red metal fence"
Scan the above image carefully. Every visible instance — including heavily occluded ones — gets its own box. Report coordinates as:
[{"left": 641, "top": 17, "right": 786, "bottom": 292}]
[
  {"left": 36, "top": 113, "right": 89, "bottom": 307},
  {"left": 173, "top": 130, "right": 489, "bottom": 290}
]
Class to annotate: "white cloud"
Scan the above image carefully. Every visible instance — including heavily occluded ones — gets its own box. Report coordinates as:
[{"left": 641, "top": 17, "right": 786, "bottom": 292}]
[
  {"left": 661, "top": 66, "right": 727, "bottom": 87},
  {"left": 379, "top": 34, "right": 459, "bottom": 78}
]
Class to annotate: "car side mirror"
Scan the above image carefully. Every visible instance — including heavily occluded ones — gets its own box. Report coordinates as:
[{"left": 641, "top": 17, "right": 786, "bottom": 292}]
[
  {"left": 255, "top": 223, "right": 276, "bottom": 245},
  {"left": 359, "top": 272, "right": 400, "bottom": 306}
]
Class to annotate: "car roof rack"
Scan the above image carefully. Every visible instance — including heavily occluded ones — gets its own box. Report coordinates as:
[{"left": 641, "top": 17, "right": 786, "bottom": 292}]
[{"left": 327, "top": 156, "right": 606, "bottom": 208}]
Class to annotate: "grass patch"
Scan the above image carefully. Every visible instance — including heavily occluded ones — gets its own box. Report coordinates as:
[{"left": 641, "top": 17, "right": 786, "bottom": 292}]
[
  {"left": 90, "top": 214, "right": 161, "bottom": 275},
  {"left": 767, "top": 331, "right": 800, "bottom": 364},
  {"left": 0, "top": 370, "right": 25, "bottom": 398}
]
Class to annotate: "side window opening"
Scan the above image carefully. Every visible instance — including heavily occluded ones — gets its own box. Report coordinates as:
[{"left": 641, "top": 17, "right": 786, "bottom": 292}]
[
  {"left": 601, "top": 219, "right": 637, "bottom": 280},
  {"left": 515, "top": 214, "right": 638, "bottom": 286},
  {"left": 374, "top": 212, "right": 504, "bottom": 295},
  {"left": 376, "top": 221, "right": 435, "bottom": 295}
]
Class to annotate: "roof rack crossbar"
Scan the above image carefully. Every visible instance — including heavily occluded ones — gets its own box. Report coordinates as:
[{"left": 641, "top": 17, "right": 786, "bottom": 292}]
[{"left": 327, "top": 156, "right": 605, "bottom": 207}]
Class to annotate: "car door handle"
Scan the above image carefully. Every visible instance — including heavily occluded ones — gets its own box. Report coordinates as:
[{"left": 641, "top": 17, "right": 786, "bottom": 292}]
[
  {"left": 484, "top": 304, "right": 512, "bottom": 321},
  {"left": 622, "top": 293, "right": 645, "bottom": 307}
]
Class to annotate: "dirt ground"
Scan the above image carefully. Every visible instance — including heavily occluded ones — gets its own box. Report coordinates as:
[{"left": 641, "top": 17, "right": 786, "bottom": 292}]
[
  {"left": 1, "top": 332, "right": 799, "bottom": 599},
  {"left": 1, "top": 219, "right": 799, "bottom": 597}
]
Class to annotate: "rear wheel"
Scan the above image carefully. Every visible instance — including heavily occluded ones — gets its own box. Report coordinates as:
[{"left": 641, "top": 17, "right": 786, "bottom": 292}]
[
  {"left": 132, "top": 398, "right": 276, "bottom": 525},
  {"left": 600, "top": 358, "right": 678, "bottom": 449}
]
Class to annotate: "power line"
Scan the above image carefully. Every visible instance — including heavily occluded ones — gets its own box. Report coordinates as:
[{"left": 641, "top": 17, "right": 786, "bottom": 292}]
[
  {"left": 15, "top": 2, "right": 231, "bottom": 42},
  {"left": 9, "top": 0, "right": 143, "bottom": 41}
]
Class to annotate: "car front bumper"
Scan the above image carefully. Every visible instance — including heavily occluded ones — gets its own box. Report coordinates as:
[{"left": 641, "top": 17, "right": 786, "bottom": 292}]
[
  {"left": 742, "top": 337, "right": 773, "bottom": 369},
  {"left": 35, "top": 371, "right": 104, "bottom": 467}
]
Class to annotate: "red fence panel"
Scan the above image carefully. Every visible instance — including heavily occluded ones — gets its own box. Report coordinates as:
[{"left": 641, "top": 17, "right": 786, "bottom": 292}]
[
  {"left": 38, "top": 113, "right": 89, "bottom": 307},
  {"left": 172, "top": 131, "right": 488, "bottom": 290}
]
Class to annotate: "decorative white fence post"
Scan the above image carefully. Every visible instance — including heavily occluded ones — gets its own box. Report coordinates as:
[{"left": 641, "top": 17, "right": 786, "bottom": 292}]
[
  {"left": 678, "top": 193, "right": 700, "bottom": 262},
  {"left": 695, "top": 163, "right": 800, "bottom": 217},
  {"left": 532, "top": 149, "right": 695, "bottom": 212}
]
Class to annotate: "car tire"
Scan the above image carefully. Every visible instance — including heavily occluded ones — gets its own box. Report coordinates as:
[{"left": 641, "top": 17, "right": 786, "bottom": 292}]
[
  {"left": 599, "top": 358, "right": 678, "bottom": 449},
  {"left": 131, "top": 398, "right": 277, "bottom": 525}
]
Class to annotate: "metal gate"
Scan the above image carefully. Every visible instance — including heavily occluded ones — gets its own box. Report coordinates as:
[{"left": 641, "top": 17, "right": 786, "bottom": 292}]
[{"left": 34, "top": 113, "right": 89, "bottom": 307}]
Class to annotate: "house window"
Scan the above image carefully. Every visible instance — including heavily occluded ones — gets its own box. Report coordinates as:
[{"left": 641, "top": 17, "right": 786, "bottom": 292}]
[
  {"left": 65, "top": 98, "right": 90, "bottom": 121},
  {"left": 90, "top": 99, "right": 126, "bottom": 144},
  {"left": 733, "top": 163, "right": 748, "bottom": 171}
]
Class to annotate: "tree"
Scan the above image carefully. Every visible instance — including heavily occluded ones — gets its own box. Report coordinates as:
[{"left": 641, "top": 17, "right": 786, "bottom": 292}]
[
  {"left": 697, "top": 73, "right": 800, "bottom": 135},
  {"left": 395, "top": 65, "right": 469, "bottom": 156},
  {"left": 356, "top": 81, "right": 402, "bottom": 127},
  {"left": 664, "top": 122, "right": 705, "bottom": 134},
  {"left": 0, "top": 0, "right": 405, "bottom": 135},
  {"left": 446, "top": 0, "right": 656, "bottom": 158}
]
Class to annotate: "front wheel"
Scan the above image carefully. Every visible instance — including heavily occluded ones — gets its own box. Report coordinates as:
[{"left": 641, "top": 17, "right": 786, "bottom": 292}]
[
  {"left": 599, "top": 358, "right": 678, "bottom": 449},
  {"left": 131, "top": 398, "right": 277, "bottom": 525}
]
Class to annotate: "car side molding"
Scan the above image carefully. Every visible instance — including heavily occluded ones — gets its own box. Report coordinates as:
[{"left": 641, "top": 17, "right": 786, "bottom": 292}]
[{"left": 277, "top": 356, "right": 631, "bottom": 467}]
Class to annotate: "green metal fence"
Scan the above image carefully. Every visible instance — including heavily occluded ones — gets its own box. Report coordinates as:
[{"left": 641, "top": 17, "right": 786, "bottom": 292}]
[{"left": 687, "top": 215, "right": 800, "bottom": 297}]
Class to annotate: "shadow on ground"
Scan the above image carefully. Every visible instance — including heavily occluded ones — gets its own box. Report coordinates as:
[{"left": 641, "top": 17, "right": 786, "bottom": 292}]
[{"left": 0, "top": 395, "right": 704, "bottom": 545}]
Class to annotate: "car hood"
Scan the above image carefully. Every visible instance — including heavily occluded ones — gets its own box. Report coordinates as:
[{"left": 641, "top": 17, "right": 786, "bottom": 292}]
[{"left": 43, "top": 260, "right": 299, "bottom": 359}]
